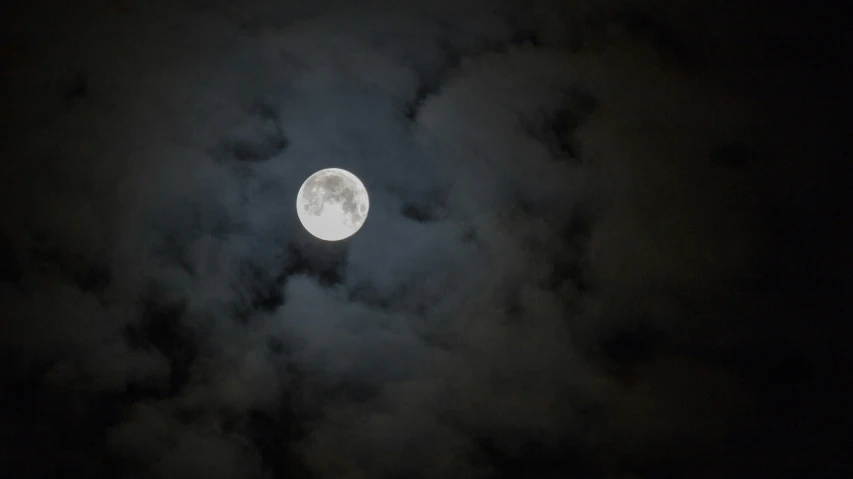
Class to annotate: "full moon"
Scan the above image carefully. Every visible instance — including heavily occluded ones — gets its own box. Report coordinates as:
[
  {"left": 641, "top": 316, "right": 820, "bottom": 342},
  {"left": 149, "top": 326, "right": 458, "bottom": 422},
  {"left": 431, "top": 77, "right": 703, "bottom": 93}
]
[{"left": 296, "top": 168, "right": 370, "bottom": 241}]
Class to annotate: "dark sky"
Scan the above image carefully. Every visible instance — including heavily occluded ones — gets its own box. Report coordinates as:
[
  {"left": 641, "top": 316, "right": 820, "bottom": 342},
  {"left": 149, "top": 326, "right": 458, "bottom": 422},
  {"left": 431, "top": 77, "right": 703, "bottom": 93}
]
[{"left": 0, "top": 1, "right": 848, "bottom": 478}]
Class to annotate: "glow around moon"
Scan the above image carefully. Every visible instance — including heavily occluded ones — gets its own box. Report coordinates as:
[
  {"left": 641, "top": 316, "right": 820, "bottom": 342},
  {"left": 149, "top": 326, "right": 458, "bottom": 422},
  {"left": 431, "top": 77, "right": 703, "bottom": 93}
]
[{"left": 296, "top": 168, "right": 369, "bottom": 241}]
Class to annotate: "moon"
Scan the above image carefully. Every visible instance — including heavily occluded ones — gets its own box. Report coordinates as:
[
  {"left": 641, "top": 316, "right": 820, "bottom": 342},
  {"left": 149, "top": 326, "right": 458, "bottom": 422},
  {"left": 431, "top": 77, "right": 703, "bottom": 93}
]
[{"left": 296, "top": 168, "right": 369, "bottom": 241}]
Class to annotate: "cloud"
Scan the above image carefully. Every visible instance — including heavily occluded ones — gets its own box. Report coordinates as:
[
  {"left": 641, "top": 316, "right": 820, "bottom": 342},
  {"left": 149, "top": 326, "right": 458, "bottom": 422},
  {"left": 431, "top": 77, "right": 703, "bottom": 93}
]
[
  {"left": 107, "top": 402, "right": 268, "bottom": 479},
  {"left": 1, "top": 1, "right": 842, "bottom": 478}
]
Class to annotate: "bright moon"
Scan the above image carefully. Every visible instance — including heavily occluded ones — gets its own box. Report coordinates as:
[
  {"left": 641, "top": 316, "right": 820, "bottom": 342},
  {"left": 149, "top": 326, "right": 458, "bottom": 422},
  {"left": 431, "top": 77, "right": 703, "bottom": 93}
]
[{"left": 296, "top": 168, "right": 369, "bottom": 241}]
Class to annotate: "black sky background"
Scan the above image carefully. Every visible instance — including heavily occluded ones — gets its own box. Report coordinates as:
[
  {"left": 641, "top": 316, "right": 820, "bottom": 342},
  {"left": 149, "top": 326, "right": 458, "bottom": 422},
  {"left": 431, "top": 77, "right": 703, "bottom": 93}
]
[{"left": 1, "top": 1, "right": 849, "bottom": 478}]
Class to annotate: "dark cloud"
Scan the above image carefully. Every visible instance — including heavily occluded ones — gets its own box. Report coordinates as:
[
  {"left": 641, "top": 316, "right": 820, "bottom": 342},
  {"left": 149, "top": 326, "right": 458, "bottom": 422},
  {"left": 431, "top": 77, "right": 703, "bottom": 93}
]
[{"left": 1, "top": 1, "right": 846, "bottom": 478}]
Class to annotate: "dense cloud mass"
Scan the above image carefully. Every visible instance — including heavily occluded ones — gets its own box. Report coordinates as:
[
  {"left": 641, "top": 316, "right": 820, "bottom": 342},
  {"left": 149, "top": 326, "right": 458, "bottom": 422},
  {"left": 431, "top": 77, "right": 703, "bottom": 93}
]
[{"left": 1, "top": 1, "right": 847, "bottom": 478}]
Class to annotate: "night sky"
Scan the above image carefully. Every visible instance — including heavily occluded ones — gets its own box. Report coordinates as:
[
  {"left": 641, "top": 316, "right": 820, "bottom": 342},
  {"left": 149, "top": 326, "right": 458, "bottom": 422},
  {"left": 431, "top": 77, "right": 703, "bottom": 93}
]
[{"left": 1, "top": 1, "right": 848, "bottom": 478}]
